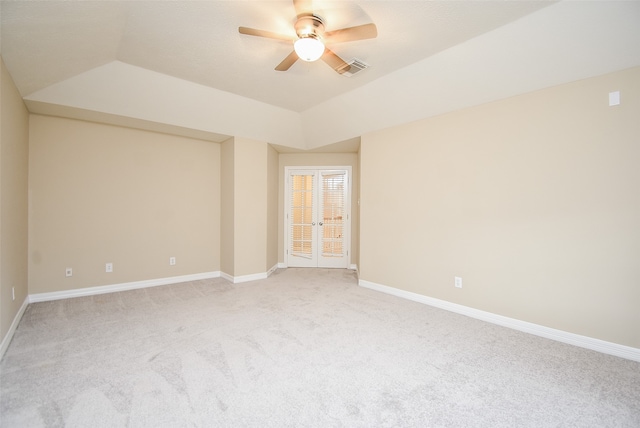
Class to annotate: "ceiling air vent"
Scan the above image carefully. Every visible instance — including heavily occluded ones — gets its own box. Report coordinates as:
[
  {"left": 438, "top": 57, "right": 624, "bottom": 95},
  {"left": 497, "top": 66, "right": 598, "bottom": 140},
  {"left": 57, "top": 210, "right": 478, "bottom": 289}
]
[{"left": 339, "top": 58, "right": 370, "bottom": 77}]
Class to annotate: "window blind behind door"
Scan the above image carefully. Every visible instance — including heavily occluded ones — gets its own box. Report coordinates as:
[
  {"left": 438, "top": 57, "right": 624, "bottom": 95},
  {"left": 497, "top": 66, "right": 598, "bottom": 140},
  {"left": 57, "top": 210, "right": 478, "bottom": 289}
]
[
  {"left": 321, "top": 172, "right": 345, "bottom": 258},
  {"left": 290, "top": 173, "right": 314, "bottom": 259}
]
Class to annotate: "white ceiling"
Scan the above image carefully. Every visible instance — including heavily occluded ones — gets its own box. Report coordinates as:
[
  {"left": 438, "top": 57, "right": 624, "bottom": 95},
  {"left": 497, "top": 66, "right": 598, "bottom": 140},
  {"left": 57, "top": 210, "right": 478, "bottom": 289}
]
[{"left": 2, "top": 1, "right": 639, "bottom": 150}]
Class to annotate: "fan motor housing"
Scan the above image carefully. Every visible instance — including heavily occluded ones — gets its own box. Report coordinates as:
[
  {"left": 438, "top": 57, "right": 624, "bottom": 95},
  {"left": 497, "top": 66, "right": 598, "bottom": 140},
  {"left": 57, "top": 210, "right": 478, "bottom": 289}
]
[{"left": 295, "top": 14, "right": 325, "bottom": 39}]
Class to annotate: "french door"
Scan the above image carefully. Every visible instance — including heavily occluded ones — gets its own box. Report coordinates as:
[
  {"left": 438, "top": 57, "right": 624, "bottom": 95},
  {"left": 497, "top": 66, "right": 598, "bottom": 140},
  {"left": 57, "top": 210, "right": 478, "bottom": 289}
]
[{"left": 286, "top": 168, "right": 350, "bottom": 268}]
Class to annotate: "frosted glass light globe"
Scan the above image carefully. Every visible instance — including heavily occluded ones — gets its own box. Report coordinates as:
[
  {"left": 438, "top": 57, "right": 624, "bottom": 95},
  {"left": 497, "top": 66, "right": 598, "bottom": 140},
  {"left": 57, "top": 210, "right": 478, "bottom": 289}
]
[{"left": 294, "top": 37, "right": 325, "bottom": 62}]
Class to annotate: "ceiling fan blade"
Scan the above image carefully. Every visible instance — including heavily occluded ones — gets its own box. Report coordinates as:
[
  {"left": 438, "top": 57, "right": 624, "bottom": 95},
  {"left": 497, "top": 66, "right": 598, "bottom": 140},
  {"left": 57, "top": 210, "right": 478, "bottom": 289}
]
[
  {"left": 321, "top": 48, "right": 350, "bottom": 74},
  {"left": 239, "top": 26, "right": 293, "bottom": 42},
  {"left": 275, "top": 51, "right": 299, "bottom": 71},
  {"left": 293, "top": 0, "right": 313, "bottom": 16},
  {"left": 324, "top": 23, "right": 378, "bottom": 44}
]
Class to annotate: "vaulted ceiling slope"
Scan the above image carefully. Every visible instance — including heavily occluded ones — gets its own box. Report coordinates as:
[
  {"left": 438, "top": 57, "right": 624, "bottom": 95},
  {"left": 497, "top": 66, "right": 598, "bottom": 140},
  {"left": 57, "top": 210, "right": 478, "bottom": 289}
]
[{"left": 2, "top": 1, "right": 639, "bottom": 150}]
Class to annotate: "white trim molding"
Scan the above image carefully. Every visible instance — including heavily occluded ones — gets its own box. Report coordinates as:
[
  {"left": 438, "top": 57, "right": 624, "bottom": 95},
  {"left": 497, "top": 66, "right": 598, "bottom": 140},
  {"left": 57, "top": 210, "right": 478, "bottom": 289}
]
[
  {"left": 233, "top": 272, "right": 267, "bottom": 283},
  {"left": 220, "top": 271, "right": 234, "bottom": 283},
  {"left": 359, "top": 279, "right": 640, "bottom": 363},
  {"left": 220, "top": 265, "right": 279, "bottom": 284},
  {"left": 0, "top": 296, "right": 29, "bottom": 360},
  {"left": 29, "top": 271, "right": 221, "bottom": 303},
  {"left": 267, "top": 264, "right": 278, "bottom": 277}
]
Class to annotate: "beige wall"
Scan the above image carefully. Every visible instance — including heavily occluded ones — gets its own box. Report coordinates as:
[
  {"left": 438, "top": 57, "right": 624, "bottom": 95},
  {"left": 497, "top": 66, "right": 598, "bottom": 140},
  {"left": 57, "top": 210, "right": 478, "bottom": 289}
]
[
  {"left": 233, "top": 138, "right": 268, "bottom": 277},
  {"left": 356, "top": 149, "right": 362, "bottom": 271},
  {"left": 361, "top": 67, "right": 640, "bottom": 348},
  {"left": 266, "top": 144, "right": 279, "bottom": 270},
  {"left": 29, "top": 115, "right": 221, "bottom": 293},
  {"left": 220, "top": 138, "right": 235, "bottom": 276},
  {"left": 1, "top": 58, "right": 30, "bottom": 341},
  {"left": 220, "top": 137, "right": 277, "bottom": 278},
  {"left": 278, "top": 153, "right": 360, "bottom": 267}
]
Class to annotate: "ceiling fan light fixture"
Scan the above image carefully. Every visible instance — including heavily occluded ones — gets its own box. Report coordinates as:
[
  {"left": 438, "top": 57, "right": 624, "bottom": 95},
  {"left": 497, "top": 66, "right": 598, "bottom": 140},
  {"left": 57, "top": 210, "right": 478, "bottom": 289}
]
[{"left": 294, "top": 36, "right": 325, "bottom": 62}]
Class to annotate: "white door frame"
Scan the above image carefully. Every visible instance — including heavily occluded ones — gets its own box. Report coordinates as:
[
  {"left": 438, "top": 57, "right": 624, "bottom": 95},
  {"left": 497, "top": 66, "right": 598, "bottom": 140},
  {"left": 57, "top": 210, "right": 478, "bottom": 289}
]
[{"left": 284, "top": 166, "right": 352, "bottom": 268}]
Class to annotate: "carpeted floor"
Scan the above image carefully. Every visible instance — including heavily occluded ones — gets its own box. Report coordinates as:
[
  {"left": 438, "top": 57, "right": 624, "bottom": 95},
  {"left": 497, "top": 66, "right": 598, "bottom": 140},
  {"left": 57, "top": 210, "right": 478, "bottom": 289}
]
[{"left": 1, "top": 268, "right": 639, "bottom": 427}]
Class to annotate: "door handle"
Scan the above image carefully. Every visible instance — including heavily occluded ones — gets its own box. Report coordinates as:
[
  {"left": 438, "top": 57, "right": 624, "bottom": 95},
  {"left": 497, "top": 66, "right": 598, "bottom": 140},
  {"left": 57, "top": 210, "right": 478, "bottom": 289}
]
[
  {"left": 319, "top": 222, "right": 323, "bottom": 226},
  {"left": 312, "top": 222, "right": 316, "bottom": 226}
]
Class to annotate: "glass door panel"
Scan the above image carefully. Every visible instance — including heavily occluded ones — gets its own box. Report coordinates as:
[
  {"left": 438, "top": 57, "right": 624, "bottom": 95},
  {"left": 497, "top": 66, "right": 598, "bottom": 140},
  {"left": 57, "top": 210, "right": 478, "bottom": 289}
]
[
  {"left": 286, "top": 168, "right": 349, "bottom": 269},
  {"left": 288, "top": 172, "right": 317, "bottom": 267},
  {"left": 318, "top": 171, "right": 347, "bottom": 268}
]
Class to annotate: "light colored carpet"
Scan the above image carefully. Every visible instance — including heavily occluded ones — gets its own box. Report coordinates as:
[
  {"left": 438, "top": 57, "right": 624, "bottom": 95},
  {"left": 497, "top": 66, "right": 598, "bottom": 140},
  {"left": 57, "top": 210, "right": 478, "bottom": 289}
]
[{"left": 1, "top": 268, "right": 639, "bottom": 427}]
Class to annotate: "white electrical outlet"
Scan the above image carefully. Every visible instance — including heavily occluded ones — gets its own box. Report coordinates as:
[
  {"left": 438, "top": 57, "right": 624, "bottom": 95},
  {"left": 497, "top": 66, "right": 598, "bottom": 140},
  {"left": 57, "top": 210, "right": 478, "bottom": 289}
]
[
  {"left": 12, "top": 287, "right": 15, "bottom": 301},
  {"left": 106, "top": 263, "right": 113, "bottom": 273},
  {"left": 455, "top": 276, "right": 462, "bottom": 288},
  {"left": 66, "top": 268, "right": 73, "bottom": 277},
  {"left": 169, "top": 257, "right": 176, "bottom": 266},
  {"left": 609, "top": 91, "right": 620, "bottom": 106}
]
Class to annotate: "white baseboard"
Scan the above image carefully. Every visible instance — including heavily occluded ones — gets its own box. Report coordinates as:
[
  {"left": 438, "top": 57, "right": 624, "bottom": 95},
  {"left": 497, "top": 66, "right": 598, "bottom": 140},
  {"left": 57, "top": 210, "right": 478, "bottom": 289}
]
[
  {"left": 29, "top": 271, "right": 221, "bottom": 303},
  {"left": 267, "top": 264, "right": 278, "bottom": 277},
  {"left": 276, "top": 263, "right": 355, "bottom": 272},
  {"left": 220, "top": 266, "right": 277, "bottom": 284},
  {"left": 220, "top": 271, "right": 234, "bottom": 283},
  {"left": 359, "top": 279, "right": 640, "bottom": 363},
  {"left": 0, "top": 296, "right": 29, "bottom": 360},
  {"left": 233, "top": 272, "right": 267, "bottom": 283},
  {"left": 349, "top": 264, "right": 358, "bottom": 272}
]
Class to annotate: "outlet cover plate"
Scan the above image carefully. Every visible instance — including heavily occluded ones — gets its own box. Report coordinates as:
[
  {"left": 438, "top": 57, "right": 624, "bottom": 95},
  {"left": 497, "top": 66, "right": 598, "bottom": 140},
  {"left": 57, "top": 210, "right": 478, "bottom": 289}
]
[{"left": 455, "top": 276, "right": 462, "bottom": 288}]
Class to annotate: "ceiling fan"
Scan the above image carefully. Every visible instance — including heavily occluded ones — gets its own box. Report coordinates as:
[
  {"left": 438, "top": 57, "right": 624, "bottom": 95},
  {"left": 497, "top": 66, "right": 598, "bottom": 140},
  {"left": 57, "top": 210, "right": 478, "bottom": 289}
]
[{"left": 239, "top": 0, "right": 377, "bottom": 74}]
